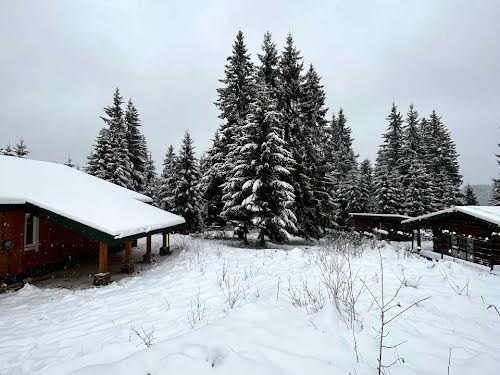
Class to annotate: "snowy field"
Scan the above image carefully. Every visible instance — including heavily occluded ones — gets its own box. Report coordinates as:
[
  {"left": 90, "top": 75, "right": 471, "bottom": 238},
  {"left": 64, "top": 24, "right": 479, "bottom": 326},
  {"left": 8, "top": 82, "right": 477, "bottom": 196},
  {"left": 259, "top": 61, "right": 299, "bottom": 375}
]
[{"left": 0, "top": 235, "right": 499, "bottom": 375}]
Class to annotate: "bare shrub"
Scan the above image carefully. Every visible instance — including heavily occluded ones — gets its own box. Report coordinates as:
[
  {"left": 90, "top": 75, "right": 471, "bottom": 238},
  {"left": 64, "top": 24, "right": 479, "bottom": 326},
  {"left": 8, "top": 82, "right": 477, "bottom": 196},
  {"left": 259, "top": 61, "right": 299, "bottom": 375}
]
[
  {"left": 187, "top": 290, "right": 206, "bottom": 328},
  {"left": 397, "top": 265, "right": 422, "bottom": 288},
  {"left": 286, "top": 276, "right": 325, "bottom": 314},
  {"left": 216, "top": 258, "right": 230, "bottom": 287},
  {"left": 439, "top": 267, "right": 470, "bottom": 296},
  {"left": 219, "top": 273, "right": 248, "bottom": 309},
  {"left": 131, "top": 326, "right": 156, "bottom": 348},
  {"left": 362, "top": 250, "right": 430, "bottom": 375}
]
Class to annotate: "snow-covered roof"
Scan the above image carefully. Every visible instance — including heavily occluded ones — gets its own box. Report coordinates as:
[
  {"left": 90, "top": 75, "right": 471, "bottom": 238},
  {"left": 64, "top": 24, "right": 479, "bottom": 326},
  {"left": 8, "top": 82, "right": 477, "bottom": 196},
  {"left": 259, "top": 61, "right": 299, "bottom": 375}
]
[
  {"left": 0, "top": 156, "right": 185, "bottom": 239},
  {"left": 402, "top": 206, "right": 500, "bottom": 226},
  {"left": 350, "top": 212, "right": 411, "bottom": 220}
]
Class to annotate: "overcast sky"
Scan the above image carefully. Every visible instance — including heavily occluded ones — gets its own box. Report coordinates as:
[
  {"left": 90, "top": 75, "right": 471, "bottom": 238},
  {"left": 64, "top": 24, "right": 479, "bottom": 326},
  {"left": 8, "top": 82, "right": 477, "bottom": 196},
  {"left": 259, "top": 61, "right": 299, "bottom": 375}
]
[{"left": 1, "top": 0, "right": 498, "bottom": 184}]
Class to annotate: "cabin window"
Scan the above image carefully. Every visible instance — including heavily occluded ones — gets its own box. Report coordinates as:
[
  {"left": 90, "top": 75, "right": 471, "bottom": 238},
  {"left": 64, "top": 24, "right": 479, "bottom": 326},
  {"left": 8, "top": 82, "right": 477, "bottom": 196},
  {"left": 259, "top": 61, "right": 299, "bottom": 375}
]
[{"left": 24, "top": 213, "right": 39, "bottom": 251}]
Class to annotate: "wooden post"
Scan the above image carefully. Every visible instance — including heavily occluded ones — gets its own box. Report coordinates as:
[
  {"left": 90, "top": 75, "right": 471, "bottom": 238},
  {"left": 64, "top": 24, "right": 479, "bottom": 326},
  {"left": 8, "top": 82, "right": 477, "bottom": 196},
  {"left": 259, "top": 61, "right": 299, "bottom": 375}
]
[
  {"left": 417, "top": 228, "right": 421, "bottom": 250},
  {"left": 160, "top": 229, "right": 168, "bottom": 256},
  {"left": 121, "top": 240, "right": 135, "bottom": 274},
  {"left": 143, "top": 235, "right": 152, "bottom": 262},
  {"left": 94, "top": 242, "right": 111, "bottom": 286},
  {"left": 125, "top": 240, "right": 132, "bottom": 264},
  {"left": 167, "top": 230, "right": 170, "bottom": 253},
  {"left": 99, "top": 242, "right": 108, "bottom": 273},
  {"left": 411, "top": 231, "right": 415, "bottom": 250}
]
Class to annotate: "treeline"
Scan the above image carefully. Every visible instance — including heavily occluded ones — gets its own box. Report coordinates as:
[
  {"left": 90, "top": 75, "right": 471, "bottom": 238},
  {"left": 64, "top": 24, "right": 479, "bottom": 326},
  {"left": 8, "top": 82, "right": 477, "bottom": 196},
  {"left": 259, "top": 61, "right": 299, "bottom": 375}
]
[{"left": 83, "top": 31, "right": 469, "bottom": 243}]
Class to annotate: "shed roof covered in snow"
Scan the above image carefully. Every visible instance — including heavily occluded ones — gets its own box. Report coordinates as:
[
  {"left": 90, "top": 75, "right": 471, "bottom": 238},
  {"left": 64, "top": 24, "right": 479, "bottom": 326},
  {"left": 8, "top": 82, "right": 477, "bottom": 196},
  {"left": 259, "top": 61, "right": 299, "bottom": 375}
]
[
  {"left": 402, "top": 206, "right": 500, "bottom": 227},
  {"left": 0, "top": 156, "right": 185, "bottom": 241}
]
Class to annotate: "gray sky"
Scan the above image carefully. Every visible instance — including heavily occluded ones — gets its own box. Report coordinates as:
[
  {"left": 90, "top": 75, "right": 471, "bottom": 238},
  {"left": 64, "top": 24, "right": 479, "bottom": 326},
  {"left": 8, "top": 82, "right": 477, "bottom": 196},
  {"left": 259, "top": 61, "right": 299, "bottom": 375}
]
[{"left": 1, "top": 0, "right": 499, "bottom": 184}]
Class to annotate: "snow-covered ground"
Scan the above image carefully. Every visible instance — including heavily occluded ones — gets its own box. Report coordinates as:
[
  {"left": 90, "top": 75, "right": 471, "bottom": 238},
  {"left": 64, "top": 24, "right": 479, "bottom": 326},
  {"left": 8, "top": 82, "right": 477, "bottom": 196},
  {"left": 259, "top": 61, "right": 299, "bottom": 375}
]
[{"left": 0, "top": 235, "right": 499, "bottom": 375}]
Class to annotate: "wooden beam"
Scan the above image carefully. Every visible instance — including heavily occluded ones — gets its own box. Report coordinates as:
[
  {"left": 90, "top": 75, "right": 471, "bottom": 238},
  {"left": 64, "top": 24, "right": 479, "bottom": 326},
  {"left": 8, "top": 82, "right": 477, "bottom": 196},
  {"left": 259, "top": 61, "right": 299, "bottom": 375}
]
[
  {"left": 146, "top": 235, "right": 152, "bottom": 256},
  {"left": 125, "top": 240, "right": 132, "bottom": 264},
  {"left": 167, "top": 230, "right": 170, "bottom": 252},
  {"left": 99, "top": 242, "right": 108, "bottom": 273}
]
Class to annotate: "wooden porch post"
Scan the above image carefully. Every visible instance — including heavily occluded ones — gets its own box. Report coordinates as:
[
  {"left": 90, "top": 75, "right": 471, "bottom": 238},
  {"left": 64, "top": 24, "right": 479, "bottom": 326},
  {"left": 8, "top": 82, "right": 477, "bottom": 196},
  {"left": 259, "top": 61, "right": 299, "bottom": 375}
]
[
  {"left": 94, "top": 242, "right": 111, "bottom": 286},
  {"left": 416, "top": 228, "right": 422, "bottom": 250},
  {"left": 143, "top": 235, "right": 152, "bottom": 263},
  {"left": 121, "top": 240, "right": 135, "bottom": 274},
  {"left": 167, "top": 230, "right": 170, "bottom": 253},
  {"left": 99, "top": 242, "right": 108, "bottom": 273},
  {"left": 160, "top": 229, "right": 168, "bottom": 256}
]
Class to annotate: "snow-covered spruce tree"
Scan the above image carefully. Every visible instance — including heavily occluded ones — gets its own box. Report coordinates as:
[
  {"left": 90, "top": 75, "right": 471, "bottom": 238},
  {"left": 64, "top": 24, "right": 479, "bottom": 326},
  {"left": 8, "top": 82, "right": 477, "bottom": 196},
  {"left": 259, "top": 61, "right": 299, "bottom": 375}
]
[
  {"left": 86, "top": 127, "right": 113, "bottom": 180},
  {"left": 13, "top": 138, "right": 29, "bottom": 158},
  {"left": 401, "top": 104, "right": 420, "bottom": 188},
  {"left": 277, "top": 34, "right": 322, "bottom": 239},
  {"left": 143, "top": 153, "right": 160, "bottom": 206},
  {"left": 404, "top": 160, "right": 435, "bottom": 217},
  {"left": 109, "top": 125, "right": 134, "bottom": 190},
  {"left": 257, "top": 31, "right": 279, "bottom": 96},
  {"left": 200, "top": 132, "right": 226, "bottom": 226},
  {"left": 374, "top": 161, "right": 404, "bottom": 214},
  {"left": 358, "top": 159, "right": 375, "bottom": 212},
  {"left": 173, "top": 132, "right": 203, "bottom": 233},
  {"left": 216, "top": 31, "right": 256, "bottom": 232},
  {"left": 381, "top": 103, "right": 404, "bottom": 172},
  {"left": 327, "top": 108, "right": 357, "bottom": 226},
  {"left": 2, "top": 144, "right": 16, "bottom": 156},
  {"left": 237, "top": 78, "right": 297, "bottom": 245},
  {"left": 422, "top": 111, "right": 463, "bottom": 208},
  {"left": 65, "top": 156, "right": 75, "bottom": 168},
  {"left": 492, "top": 143, "right": 500, "bottom": 205},
  {"left": 336, "top": 164, "right": 362, "bottom": 225},
  {"left": 300, "top": 64, "right": 336, "bottom": 232},
  {"left": 463, "top": 184, "right": 479, "bottom": 205},
  {"left": 159, "top": 145, "right": 177, "bottom": 212},
  {"left": 124, "top": 99, "right": 148, "bottom": 192}
]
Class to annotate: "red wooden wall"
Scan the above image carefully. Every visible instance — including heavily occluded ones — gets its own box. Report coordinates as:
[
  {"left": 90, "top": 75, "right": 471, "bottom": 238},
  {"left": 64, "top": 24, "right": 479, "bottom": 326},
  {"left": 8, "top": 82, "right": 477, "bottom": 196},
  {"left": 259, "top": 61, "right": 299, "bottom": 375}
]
[{"left": 0, "top": 209, "right": 98, "bottom": 279}]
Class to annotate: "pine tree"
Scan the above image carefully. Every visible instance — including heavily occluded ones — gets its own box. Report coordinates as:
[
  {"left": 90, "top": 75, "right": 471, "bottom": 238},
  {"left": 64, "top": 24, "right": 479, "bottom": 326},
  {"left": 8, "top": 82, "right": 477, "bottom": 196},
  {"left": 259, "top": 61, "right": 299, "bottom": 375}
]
[
  {"left": 463, "top": 184, "right": 478, "bottom": 205},
  {"left": 401, "top": 104, "right": 420, "bottom": 188},
  {"left": 13, "top": 138, "right": 29, "bottom": 158},
  {"left": 358, "top": 159, "right": 375, "bottom": 212},
  {"left": 201, "top": 132, "right": 226, "bottom": 226},
  {"left": 124, "top": 99, "right": 148, "bottom": 192},
  {"left": 109, "top": 126, "right": 134, "bottom": 189},
  {"left": 216, "top": 31, "right": 256, "bottom": 229},
  {"left": 492, "top": 143, "right": 500, "bottom": 205},
  {"left": 159, "top": 145, "right": 177, "bottom": 212},
  {"left": 404, "top": 161, "right": 435, "bottom": 217},
  {"left": 374, "top": 163, "right": 404, "bottom": 214},
  {"left": 257, "top": 31, "right": 279, "bottom": 96},
  {"left": 423, "top": 111, "right": 463, "bottom": 208},
  {"left": 173, "top": 132, "right": 203, "bottom": 233},
  {"left": 65, "top": 156, "right": 75, "bottom": 168},
  {"left": 237, "top": 79, "right": 297, "bottom": 245},
  {"left": 336, "top": 164, "right": 362, "bottom": 225},
  {"left": 301, "top": 65, "right": 336, "bottom": 231},
  {"left": 143, "top": 153, "right": 160, "bottom": 206},
  {"left": 327, "top": 108, "right": 357, "bottom": 226},
  {"left": 2, "top": 144, "right": 16, "bottom": 156},
  {"left": 86, "top": 128, "right": 113, "bottom": 180},
  {"left": 380, "top": 103, "right": 404, "bottom": 172}
]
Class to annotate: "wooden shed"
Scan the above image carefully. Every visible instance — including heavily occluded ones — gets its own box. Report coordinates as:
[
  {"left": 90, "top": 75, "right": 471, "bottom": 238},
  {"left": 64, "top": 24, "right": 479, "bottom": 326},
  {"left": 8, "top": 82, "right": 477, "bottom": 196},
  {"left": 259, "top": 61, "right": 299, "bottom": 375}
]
[
  {"left": 402, "top": 206, "right": 500, "bottom": 270},
  {"left": 349, "top": 213, "right": 412, "bottom": 241},
  {"left": 0, "top": 156, "right": 185, "bottom": 286}
]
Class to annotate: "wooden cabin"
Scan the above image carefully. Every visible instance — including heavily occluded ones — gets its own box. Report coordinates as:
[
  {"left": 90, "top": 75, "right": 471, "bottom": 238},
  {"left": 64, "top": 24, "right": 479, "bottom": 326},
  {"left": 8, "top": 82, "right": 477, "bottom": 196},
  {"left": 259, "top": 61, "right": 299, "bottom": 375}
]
[
  {"left": 402, "top": 206, "right": 500, "bottom": 270},
  {"left": 0, "top": 156, "right": 185, "bottom": 286},
  {"left": 349, "top": 213, "right": 412, "bottom": 241}
]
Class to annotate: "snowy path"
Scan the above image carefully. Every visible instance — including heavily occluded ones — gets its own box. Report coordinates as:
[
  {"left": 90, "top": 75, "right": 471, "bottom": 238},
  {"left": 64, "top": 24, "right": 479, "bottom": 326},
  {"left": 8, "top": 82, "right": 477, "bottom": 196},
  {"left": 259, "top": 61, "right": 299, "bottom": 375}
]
[{"left": 0, "top": 236, "right": 499, "bottom": 375}]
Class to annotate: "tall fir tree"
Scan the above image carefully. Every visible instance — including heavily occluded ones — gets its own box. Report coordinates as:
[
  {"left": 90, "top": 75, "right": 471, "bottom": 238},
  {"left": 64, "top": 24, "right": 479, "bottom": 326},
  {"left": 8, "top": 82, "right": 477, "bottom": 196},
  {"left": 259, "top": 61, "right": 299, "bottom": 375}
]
[
  {"left": 124, "top": 99, "right": 148, "bottom": 192},
  {"left": 492, "top": 142, "right": 500, "bottom": 205},
  {"left": 174, "top": 132, "right": 203, "bottom": 233},
  {"left": 2, "top": 144, "right": 16, "bottom": 156},
  {"left": 159, "top": 145, "right": 177, "bottom": 212},
  {"left": 401, "top": 104, "right": 420, "bottom": 188},
  {"left": 201, "top": 132, "right": 226, "bottom": 226},
  {"left": 237, "top": 79, "right": 297, "bottom": 244},
  {"left": 423, "top": 111, "right": 463, "bottom": 208},
  {"left": 463, "top": 184, "right": 479, "bottom": 205},
  {"left": 358, "top": 159, "right": 375, "bottom": 212},
  {"left": 216, "top": 31, "right": 256, "bottom": 228},
  {"left": 374, "top": 164, "right": 404, "bottom": 214},
  {"left": 143, "top": 153, "right": 160, "bottom": 206},
  {"left": 300, "top": 64, "right": 336, "bottom": 232},
  {"left": 257, "top": 31, "right": 279, "bottom": 96}
]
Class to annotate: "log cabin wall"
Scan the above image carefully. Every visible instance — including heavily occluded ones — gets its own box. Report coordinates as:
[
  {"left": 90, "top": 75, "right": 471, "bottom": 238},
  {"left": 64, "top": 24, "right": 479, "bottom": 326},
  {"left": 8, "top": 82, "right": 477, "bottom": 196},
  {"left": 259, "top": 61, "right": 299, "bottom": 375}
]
[
  {"left": 429, "top": 213, "right": 499, "bottom": 269},
  {"left": 353, "top": 216, "right": 411, "bottom": 241},
  {"left": 0, "top": 209, "right": 98, "bottom": 280}
]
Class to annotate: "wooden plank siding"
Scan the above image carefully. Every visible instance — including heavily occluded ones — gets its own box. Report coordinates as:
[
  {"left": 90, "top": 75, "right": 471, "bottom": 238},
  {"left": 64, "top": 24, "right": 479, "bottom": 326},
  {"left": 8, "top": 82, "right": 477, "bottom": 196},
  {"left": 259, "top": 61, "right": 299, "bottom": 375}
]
[{"left": 0, "top": 209, "right": 99, "bottom": 280}]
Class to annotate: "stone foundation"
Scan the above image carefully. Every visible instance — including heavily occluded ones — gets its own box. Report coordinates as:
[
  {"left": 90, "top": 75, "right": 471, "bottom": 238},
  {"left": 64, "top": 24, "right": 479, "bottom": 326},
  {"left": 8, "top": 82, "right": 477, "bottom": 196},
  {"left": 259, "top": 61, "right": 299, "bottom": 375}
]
[
  {"left": 159, "top": 246, "right": 170, "bottom": 256},
  {"left": 120, "top": 262, "right": 135, "bottom": 274}
]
